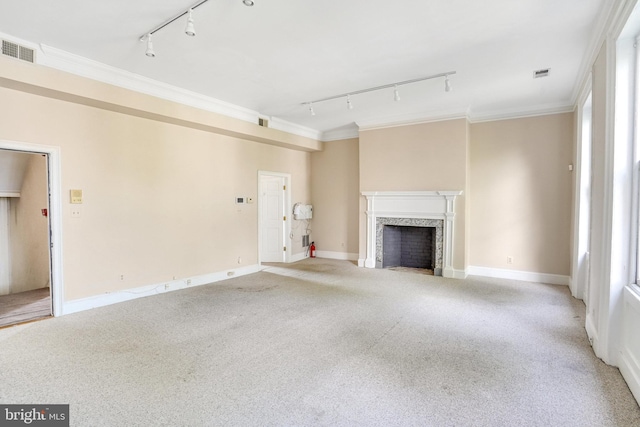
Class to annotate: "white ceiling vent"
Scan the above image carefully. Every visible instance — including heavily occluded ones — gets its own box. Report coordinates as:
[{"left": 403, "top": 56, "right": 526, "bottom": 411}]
[
  {"left": 258, "top": 117, "right": 269, "bottom": 128},
  {"left": 533, "top": 68, "right": 550, "bottom": 78},
  {"left": 2, "top": 40, "right": 36, "bottom": 63}
]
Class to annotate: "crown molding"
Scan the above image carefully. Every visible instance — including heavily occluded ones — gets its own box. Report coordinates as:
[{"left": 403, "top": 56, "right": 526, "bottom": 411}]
[
  {"left": 467, "top": 103, "right": 575, "bottom": 124},
  {"left": 357, "top": 107, "right": 469, "bottom": 132},
  {"left": 38, "top": 44, "right": 262, "bottom": 124},
  {"left": 570, "top": 0, "right": 621, "bottom": 107},
  {"left": 320, "top": 125, "right": 360, "bottom": 141},
  {"left": 266, "top": 117, "right": 323, "bottom": 140},
  {"left": 31, "top": 43, "right": 318, "bottom": 142},
  {"left": 1, "top": 31, "right": 589, "bottom": 142}
]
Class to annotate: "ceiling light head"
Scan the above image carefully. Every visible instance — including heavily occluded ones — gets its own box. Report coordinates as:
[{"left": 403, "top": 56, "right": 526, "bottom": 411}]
[
  {"left": 347, "top": 95, "right": 354, "bottom": 110},
  {"left": 309, "top": 103, "right": 316, "bottom": 116},
  {"left": 444, "top": 76, "right": 452, "bottom": 92},
  {"left": 394, "top": 85, "right": 401, "bottom": 102},
  {"left": 145, "top": 34, "right": 155, "bottom": 57},
  {"left": 243, "top": 0, "right": 255, "bottom": 6},
  {"left": 185, "top": 9, "right": 196, "bottom": 37},
  {"left": 533, "top": 68, "right": 550, "bottom": 78}
]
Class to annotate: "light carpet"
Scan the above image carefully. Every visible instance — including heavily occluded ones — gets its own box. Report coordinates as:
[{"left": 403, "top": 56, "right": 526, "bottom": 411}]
[{"left": 0, "top": 259, "right": 638, "bottom": 426}]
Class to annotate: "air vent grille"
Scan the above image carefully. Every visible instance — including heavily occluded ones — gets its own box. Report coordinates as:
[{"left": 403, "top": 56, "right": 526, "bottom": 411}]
[
  {"left": 533, "top": 68, "right": 550, "bottom": 78},
  {"left": 258, "top": 118, "right": 269, "bottom": 128},
  {"left": 2, "top": 40, "right": 35, "bottom": 63}
]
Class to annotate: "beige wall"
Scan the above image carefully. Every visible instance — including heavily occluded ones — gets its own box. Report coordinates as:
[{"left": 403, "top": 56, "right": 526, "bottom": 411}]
[
  {"left": 9, "top": 154, "right": 50, "bottom": 293},
  {"left": 469, "top": 113, "right": 574, "bottom": 275},
  {"left": 359, "top": 119, "right": 469, "bottom": 271},
  {"left": 0, "top": 73, "right": 311, "bottom": 301},
  {"left": 310, "top": 138, "right": 359, "bottom": 256}
]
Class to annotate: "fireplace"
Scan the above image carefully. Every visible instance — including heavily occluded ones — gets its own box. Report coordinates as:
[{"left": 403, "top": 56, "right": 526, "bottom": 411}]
[
  {"left": 377, "top": 218, "right": 443, "bottom": 274},
  {"left": 361, "top": 191, "right": 461, "bottom": 277}
]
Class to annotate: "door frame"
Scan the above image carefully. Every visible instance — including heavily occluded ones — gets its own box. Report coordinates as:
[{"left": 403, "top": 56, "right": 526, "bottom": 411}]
[
  {"left": 571, "top": 79, "right": 593, "bottom": 302},
  {"left": 0, "top": 139, "right": 63, "bottom": 317},
  {"left": 258, "top": 171, "right": 291, "bottom": 264}
]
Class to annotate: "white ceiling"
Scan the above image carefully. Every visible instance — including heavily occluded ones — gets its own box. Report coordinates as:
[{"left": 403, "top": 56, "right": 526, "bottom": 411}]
[{"left": 0, "top": 0, "right": 608, "bottom": 137}]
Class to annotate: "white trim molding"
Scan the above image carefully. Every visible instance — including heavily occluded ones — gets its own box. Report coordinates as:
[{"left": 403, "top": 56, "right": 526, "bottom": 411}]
[
  {"left": 467, "top": 266, "right": 570, "bottom": 286},
  {"left": 620, "top": 285, "right": 640, "bottom": 405},
  {"left": 290, "top": 251, "right": 309, "bottom": 263},
  {"left": 64, "top": 264, "right": 262, "bottom": 315},
  {"left": 362, "top": 191, "right": 462, "bottom": 278},
  {"left": 316, "top": 251, "right": 359, "bottom": 261}
]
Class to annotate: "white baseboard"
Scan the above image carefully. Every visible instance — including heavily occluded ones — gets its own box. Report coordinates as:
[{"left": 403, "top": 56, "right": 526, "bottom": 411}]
[
  {"left": 316, "top": 251, "right": 359, "bottom": 261},
  {"left": 620, "top": 350, "right": 640, "bottom": 406},
  {"left": 451, "top": 269, "right": 468, "bottom": 279},
  {"left": 620, "top": 286, "right": 640, "bottom": 406},
  {"left": 290, "top": 252, "right": 309, "bottom": 262},
  {"left": 63, "top": 264, "right": 262, "bottom": 316},
  {"left": 467, "top": 266, "right": 570, "bottom": 286}
]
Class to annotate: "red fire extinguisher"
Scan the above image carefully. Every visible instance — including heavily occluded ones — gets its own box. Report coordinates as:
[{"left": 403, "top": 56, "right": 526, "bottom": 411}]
[{"left": 310, "top": 241, "right": 316, "bottom": 258}]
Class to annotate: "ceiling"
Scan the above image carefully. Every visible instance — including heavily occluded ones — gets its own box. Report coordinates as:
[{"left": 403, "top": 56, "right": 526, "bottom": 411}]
[{"left": 0, "top": 0, "right": 608, "bottom": 138}]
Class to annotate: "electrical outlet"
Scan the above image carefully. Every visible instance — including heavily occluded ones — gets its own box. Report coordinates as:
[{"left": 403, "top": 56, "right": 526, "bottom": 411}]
[
  {"left": 119, "top": 274, "right": 124, "bottom": 281},
  {"left": 186, "top": 279, "right": 192, "bottom": 286},
  {"left": 507, "top": 256, "right": 513, "bottom": 265},
  {"left": 164, "top": 283, "right": 170, "bottom": 290}
]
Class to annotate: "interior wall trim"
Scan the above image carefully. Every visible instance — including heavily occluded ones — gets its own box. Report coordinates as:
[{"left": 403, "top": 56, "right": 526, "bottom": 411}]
[
  {"left": 1, "top": 31, "right": 582, "bottom": 143},
  {"left": 467, "top": 266, "right": 570, "bottom": 286},
  {"left": 620, "top": 285, "right": 640, "bottom": 404},
  {"left": 63, "top": 264, "right": 263, "bottom": 316},
  {"left": 30, "top": 40, "right": 324, "bottom": 142},
  {"left": 315, "top": 251, "right": 359, "bottom": 261}
]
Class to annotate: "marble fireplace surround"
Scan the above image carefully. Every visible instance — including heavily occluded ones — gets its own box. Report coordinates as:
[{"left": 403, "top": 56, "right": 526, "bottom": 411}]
[{"left": 361, "top": 191, "right": 462, "bottom": 278}]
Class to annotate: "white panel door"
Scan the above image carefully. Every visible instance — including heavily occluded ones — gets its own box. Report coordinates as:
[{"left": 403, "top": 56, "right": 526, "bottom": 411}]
[{"left": 260, "top": 175, "right": 285, "bottom": 262}]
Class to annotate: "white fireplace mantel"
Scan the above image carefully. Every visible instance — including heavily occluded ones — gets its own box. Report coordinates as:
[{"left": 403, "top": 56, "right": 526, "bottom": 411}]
[{"left": 361, "top": 191, "right": 462, "bottom": 277}]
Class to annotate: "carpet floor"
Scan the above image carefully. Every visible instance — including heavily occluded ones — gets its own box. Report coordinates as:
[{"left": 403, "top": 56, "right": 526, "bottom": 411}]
[{"left": 0, "top": 259, "right": 638, "bottom": 426}]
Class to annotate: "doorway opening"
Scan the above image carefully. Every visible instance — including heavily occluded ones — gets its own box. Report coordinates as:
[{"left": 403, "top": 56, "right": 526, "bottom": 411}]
[{"left": 0, "top": 140, "right": 62, "bottom": 326}]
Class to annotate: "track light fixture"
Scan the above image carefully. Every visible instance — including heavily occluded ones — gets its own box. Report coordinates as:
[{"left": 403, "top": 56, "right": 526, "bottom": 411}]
[
  {"left": 185, "top": 9, "right": 196, "bottom": 37},
  {"left": 139, "top": 1, "right": 256, "bottom": 56},
  {"left": 394, "top": 85, "right": 401, "bottom": 102},
  {"left": 303, "top": 71, "right": 455, "bottom": 116},
  {"left": 309, "top": 104, "right": 316, "bottom": 116},
  {"left": 145, "top": 34, "right": 155, "bottom": 57}
]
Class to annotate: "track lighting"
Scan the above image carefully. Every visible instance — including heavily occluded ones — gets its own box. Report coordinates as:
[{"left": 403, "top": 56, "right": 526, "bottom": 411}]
[
  {"left": 309, "top": 104, "right": 316, "bottom": 116},
  {"left": 145, "top": 34, "right": 155, "bottom": 57},
  {"left": 140, "top": 0, "right": 254, "bottom": 56},
  {"left": 185, "top": 9, "right": 196, "bottom": 37},
  {"left": 394, "top": 85, "right": 401, "bottom": 101},
  {"left": 302, "top": 71, "right": 456, "bottom": 116}
]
